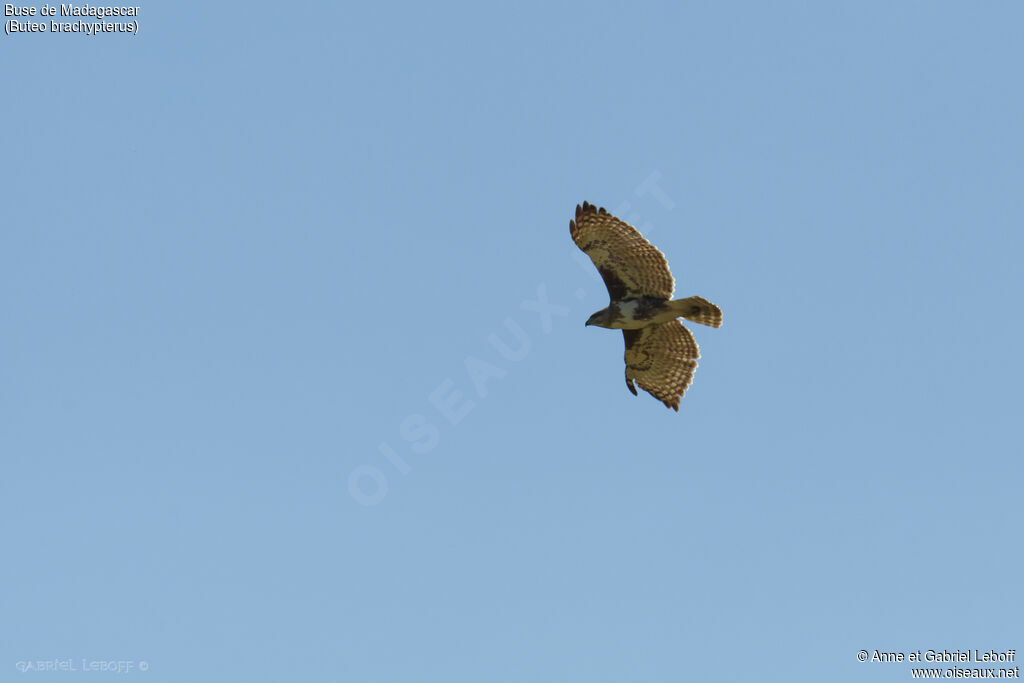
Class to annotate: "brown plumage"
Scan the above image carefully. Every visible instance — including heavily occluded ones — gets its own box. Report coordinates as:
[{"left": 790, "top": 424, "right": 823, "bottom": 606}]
[
  {"left": 570, "top": 201, "right": 722, "bottom": 410},
  {"left": 623, "top": 322, "right": 699, "bottom": 412},
  {"left": 570, "top": 202, "right": 674, "bottom": 300}
]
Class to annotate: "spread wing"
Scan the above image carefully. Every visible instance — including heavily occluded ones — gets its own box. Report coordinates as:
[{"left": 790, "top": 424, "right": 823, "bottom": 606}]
[
  {"left": 570, "top": 201, "right": 674, "bottom": 300},
  {"left": 623, "top": 321, "right": 699, "bottom": 411}
]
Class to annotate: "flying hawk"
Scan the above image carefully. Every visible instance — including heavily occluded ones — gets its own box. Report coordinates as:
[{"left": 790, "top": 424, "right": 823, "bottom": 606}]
[{"left": 570, "top": 201, "right": 722, "bottom": 410}]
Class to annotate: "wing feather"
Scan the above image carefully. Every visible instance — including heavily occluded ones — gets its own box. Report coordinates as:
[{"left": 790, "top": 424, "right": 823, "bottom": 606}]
[
  {"left": 623, "top": 321, "right": 699, "bottom": 411},
  {"left": 570, "top": 202, "right": 674, "bottom": 300}
]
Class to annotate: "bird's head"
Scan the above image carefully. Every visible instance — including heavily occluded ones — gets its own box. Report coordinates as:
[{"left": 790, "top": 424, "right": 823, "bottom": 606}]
[{"left": 585, "top": 307, "right": 613, "bottom": 328}]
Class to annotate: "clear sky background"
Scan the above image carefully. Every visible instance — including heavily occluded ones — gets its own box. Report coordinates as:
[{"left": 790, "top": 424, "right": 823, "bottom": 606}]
[{"left": 3, "top": 2, "right": 1022, "bottom": 682}]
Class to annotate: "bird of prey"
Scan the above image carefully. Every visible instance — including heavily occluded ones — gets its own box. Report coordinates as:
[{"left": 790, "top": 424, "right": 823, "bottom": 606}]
[{"left": 570, "top": 201, "right": 722, "bottom": 410}]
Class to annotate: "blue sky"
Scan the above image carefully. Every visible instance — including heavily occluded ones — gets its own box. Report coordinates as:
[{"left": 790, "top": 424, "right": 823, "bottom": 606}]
[{"left": 3, "top": 2, "right": 1022, "bottom": 681}]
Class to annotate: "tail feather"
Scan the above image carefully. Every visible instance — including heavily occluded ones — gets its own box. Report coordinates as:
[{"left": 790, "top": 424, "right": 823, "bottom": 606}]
[{"left": 670, "top": 296, "right": 722, "bottom": 328}]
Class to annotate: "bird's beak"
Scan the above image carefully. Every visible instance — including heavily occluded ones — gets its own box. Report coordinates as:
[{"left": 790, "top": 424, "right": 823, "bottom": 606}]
[{"left": 584, "top": 319, "right": 592, "bottom": 327}]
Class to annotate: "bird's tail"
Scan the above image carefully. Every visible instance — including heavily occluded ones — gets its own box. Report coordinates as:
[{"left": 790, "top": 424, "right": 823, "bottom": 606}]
[{"left": 670, "top": 296, "right": 723, "bottom": 328}]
